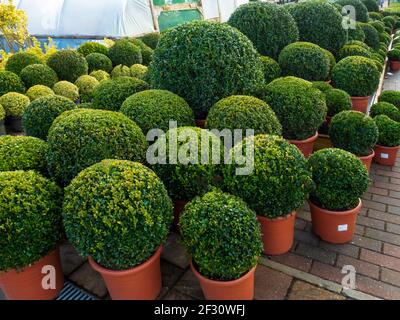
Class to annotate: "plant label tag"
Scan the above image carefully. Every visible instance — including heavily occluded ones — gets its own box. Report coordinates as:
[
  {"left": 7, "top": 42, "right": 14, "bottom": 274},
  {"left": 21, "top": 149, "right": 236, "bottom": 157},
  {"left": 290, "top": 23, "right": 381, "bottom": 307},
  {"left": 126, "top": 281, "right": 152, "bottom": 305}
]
[
  {"left": 381, "top": 153, "right": 389, "bottom": 159},
  {"left": 338, "top": 224, "right": 348, "bottom": 232}
]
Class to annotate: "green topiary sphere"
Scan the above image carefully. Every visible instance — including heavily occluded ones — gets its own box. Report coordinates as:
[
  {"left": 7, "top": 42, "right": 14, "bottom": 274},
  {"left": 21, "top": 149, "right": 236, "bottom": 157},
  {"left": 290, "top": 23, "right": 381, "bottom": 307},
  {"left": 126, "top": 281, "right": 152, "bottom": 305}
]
[
  {"left": 111, "top": 65, "right": 131, "bottom": 78},
  {"left": 370, "top": 102, "right": 400, "bottom": 121},
  {"left": 259, "top": 56, "right": 281, "bottom": 85},
  {"left": 77, "top": 42, "right": 108, "bottom": 57},
  {"left": 90, "top": 70, "right": 110, "bottom": 82},
  {"left": 370, "top": 20, "right": 385, "bottom": 33},
  {"left": 108, "top": 40, "right": 142, "bottom": 67},
  {"left": 378, "top": 90, "right": 400, "bottom": 108},
  {"left": 130, "top": 64, "right": 148, "bottom": 80},
  {"left": 336, "top": 0, "right": 369, "bottom": 22},
  {"left": 128, "top": 38, "right": 154, "bottom": 66},
  {"left": 47, "top": 50, "right": 88, "bottom": 83},
  {"left": 53, "top": 81, "right": 80, "bottom": 101},
  {"left": 361, "top": 0, "right": 379, "bottom": 12},
  {"left": 369, "top": 12, "right": 383, "bottom": 20},
  {"left": 360, "top": 23, "right": 380, "bottom": 50},
  {"left": 374, "top": 115, "right": 400, "bottom": 147},
  {"left": 74, "top": 75, "right": 99, "bottom": 102},
  {"left": 5, "top": 52, "right": 42, "bottom": 76},
  {"left": 0, "top": 71, "right": 25, "bottom": 96},
  {"left": 139, "top": 32, "right": 160, "bottom": 50},
  {"left": 324, "top": 89, "right": 352, "bottom": 117},
  {"left": 388, "top": 49, "right": 400, "bottom": 61},
  {"left": 0, "top": 92, "right": 30, "bottom": 117},
  {"left": 20, "top": 64, "right": 58, "bottom": 89},
  {"left": 86, "top": 53, "right": 113, "bottom": 73},
  {"left": 312, "top": 81, "right": 333, "bottom": 92},
  {"left": 26, "top": 85, "right": 54, "bottom": 101},
  {"left": 337, "top": 44, "right": 372, "bottom": 60},
  {"left": 383, "top": 16, "right": 396, "bottom": 28},
  {"left": 348, "top": 22, "right": 366, "bottom": 42}
]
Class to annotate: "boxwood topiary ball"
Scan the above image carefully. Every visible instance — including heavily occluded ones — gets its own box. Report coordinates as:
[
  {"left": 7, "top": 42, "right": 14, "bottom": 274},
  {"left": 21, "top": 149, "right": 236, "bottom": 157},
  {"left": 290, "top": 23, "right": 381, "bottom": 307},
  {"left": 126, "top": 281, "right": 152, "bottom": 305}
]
[
  {"left": 111, "top": 65, "right": 131, "bottom": 78},
  {"left": 369, "top": 12, "right": 383, "bottom": 20},
  {"left": 337, "top": 44, "right": 372, "bottom": 60},
  {"left": 0, "top": 92, "right": 30, "bottom": 117},
  {"left": 128, "top": 38, "right": 154, "bottom": 66},
  {"left": 47, "top": 49, "right": 88, "bottom": 83},
  {"left": 348, "top": 22, "right": 366, "bottom": 42},
  {"left": 374, "top": 115, "right": 400, "bottom": 147},
  {"left": 308, "top": 148, "right": 370, "bottom": 211},
  {"left": 0, "top": 71, "right": 25, "bottom": 96},
  {"left": 26, "top": 85, "right": 54, "bottom": 101},
  {"left": 361, "top": 0, "right": 379, "bottom": 12},
  {"left": 0, "top": 170, "right": 62, "bottom": 271},
  {"left": 77, "top": 42, "right": 108, "bottom": 57},
  {"left": 360, "top": 23, "right": 380, "bottom": 50},
  {"left": 130, "top": 64, "right": 148, "bottom": 80},
  {"left": 139, "top": 32, "right": 160, "bottom": 50},
  {"left": 312, "top": 81, "right": 333, "bottom": 93},
  {"left": 370, "top": 102, "right": 400, "bottom": 121},
  {"left": 383, "top": 16, "right": 396, "bottom": 28},
  {"left": 223, "top": 134, "right": 313, "bottom": 218},
  {"left": 46, "top": 109, "right": 148, "bottom": 186},
  {"left": 90, "top": 70, "right": 110, "bottom": 82},
  {"left": 324, "top": 89, "right": 352, "bottom": 117},
  {"left": 260, "top": 56, "right": 281, "bottom": 84},
  {"left": 5, "top": 52, "right": 42, "bottom": 76},
  {"left": 108, "top": 40, "right": 142, "bottom": 67},
  {"left": 23, "top": 95, "right": 77, "bottom": 140},
  {"left": 336, "top": 0, "right": 369, "bottom": 22},
  {"left": 63, "top": 159, "right": 173, "bottom": 270},
  {"left": 120, "top": 89, "right": 194, "bottom": 134},
  {"left": 206, "top": 95, "right": 282, "bottom": 137},
  {"left": 74, "top": 75, "right": 99, "bottom": 102},
  {"left": 20, "top": 64, "right": 58, "bottom": 89},
  {"left": 329, "top": 110, "right": 379, "bottom": 156},
  {"left": 180, "top": 189, "right": 262, "bottom": 281},
  {"left": 86, "top": 53, "right": 113, "bottom": 73},
  {"left": 370, "top": 20, "right": 385, "bottom": 33},
  {"left": 379, "top": 90, "right": 400, "bottom": 108},
  {"left": 53, "top": 81, "right": 80, "bottom": 102},
  {"left": 148, "top": 21, "right": 265, "bottom": 119}
]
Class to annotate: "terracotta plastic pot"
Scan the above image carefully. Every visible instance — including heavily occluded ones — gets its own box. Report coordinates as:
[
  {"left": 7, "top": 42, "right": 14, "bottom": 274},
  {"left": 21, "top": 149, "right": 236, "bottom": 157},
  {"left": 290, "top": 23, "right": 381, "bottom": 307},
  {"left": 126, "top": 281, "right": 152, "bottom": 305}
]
[
  {"left": 373, "top": 144, "right": 400, "bottom": 166},
  {"left": 350, "top": 96, "right": 370, "bottom": 114},
  {"left": 173, "top": 200, "right": 188, "bottom": 230},
  {"left": 359, "top": 149, "right": 375, "bottom": 172},
  {"left": 89, "top": 246, "right": 163, "bottom": 300},
  {"left": 390, "top": 60, "right": 400, "bottom": 72},
  {"left": 289, "top": 133, "right": 318, "bottom": 158},
  {"left": 309, "top": 200, "right": 362, "bottom": 244},
  {"left": 195, "top": 119, "right": 206, "bottom": 129},
  {"left": 257, "top": 212, "right": 296, "bottom": 255},
  {"left": 0, "top": 249, "right": 64, "bottom": 300},
  {"left": 191, "top": 261, "right": 256, "bottom": 300}
]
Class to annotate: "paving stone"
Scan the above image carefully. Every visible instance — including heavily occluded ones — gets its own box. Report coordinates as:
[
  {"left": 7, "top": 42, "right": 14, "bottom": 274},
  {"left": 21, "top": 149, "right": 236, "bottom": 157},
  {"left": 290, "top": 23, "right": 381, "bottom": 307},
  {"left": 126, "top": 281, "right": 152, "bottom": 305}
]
[
  {"left": 336, "top": 255, "right": 380, "bottom": 279},
  {"left": 296, "top": 210, "right": 311, "bottom": 222},
  {"left": 269, "top": 252, "right": 312, "bottom": 272},
  {"left": 368, "top": 186, "right": 389, "bottom": 196},
  {"left": 391, "top": 177, "right": 400, "bottom": 185},
  {"left": 163, "top": 290, "right": 195, "bottom": 300},
  {"left": 294, "top": 229, "right": 320, "bottom": 246},
  {"left": 356, "top": 216, "right": 385, "bottom": 230},
  {"left": 365, "top": 228, "right": 400, "bottom": 246},
  {"left": 287, "top": 280, "right": 345, "bottom": 300},
  {"left": 355, "top": 224, "right": 365, "bottom": 236},
  {"left": 310, "top": 261, "right": 343, "bottom": 284},
  {"left": 159, "top": 260, "right": 186, "bottom": 298},
  {"left": 376, "top": 170, "right": 400, "bottom": 179},
  {"left": 372, "top": 194, "right": 400, "bottom": 207},
  {"left": 174, "top": 269, "right": 204, "bottom": 300},
  {"left": 295, "top": 219, "right": 307, "bottom": 231},
  {"left": 368, "top": 209, "right": 400, "bottom": 224},
  {"left": 374, "top": 181, "right": 400, "bottom": 192},
  {"left": 371, "top": 174, "right": 390, "bottom": 183},
  {"left": 295, "top": 243, "right": 337, "bottom": 265},
  {"left": 360, "top": 249, "right": 400, "bottom": 272},
  {"left": 389, "top": 190, "right": 400, "bottom": 199},
  {"left": 386, "top": 223, "right": 400, "bottom": 235},
  {"left": 355, "top": 274, "right": 400, "bottom": 300},
  {"left": 381, "top": 268, "right": 400, "bottom": 287},
  {"left": 383, "top": 243, "right": 400, "bottom": 258},
  {"left": 388, "top": 205, "right": 400, "bottom": 215},
  {"left": 0, "top": 289, "right": 5, "bottom": 301},
  {"left": 319, "top": 242, "right": 359, "bottom": 258},
  {"left": 161, "top": 233, "right": 190, "bottom": 269},
  {"left": 69, "top": 262, "right": 108, "bottom": 298},
  {"left": 362, "top": 199, "right": 386, "bottom": 212},
  {"left": 254, "top": 265, "right": 292, "bottom": 300},
  {"left": 60, "top": 242, "right": 86, "bottom": 276}
]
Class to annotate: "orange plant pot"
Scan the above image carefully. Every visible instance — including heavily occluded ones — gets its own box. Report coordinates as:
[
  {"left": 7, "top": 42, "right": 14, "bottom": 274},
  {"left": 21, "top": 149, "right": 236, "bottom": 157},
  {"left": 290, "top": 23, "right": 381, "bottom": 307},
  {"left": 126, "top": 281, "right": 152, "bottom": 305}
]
[
  {"left": 350, "top": 96, "right": 370, "bottom": 114},
  {"left": 359, "top": 149, "right": 375, "bottom": 172},
  {"left": 257, "top": 212, "right": 296, "bottom": 256},
  {"left": 191, "top": 261, "right": 256, "bottom": 300},
  {"left": 309, "top": 200, "right": 362, "bottom": 244},
  {"left": 390, "top": 60, "right": 400, "bottom": 72},
  {"left": 373, "top": 144, "right": 400, "bottom": 166},
  {"left": 173, "top": 200, "right": 188, "bottom": 231},
  {"left": 89, "top": 246, "right": 163, "bottom": 300},
  {"left": 289, "top": 133, "right": 318, "bottom": 158},
  {"left": 195, "top": 119, "right": 206, "bottom": 129},
  {"left": 0, "top": 249, "right": 64, "bottom": 300}
]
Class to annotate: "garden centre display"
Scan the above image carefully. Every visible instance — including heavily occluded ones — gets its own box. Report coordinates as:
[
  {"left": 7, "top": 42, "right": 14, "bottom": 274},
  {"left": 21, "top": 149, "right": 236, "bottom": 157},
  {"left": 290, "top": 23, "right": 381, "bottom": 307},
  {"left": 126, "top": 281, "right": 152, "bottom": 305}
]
[
  {"left": 373, "top": 115, "right": 400, "bottom": 166},
  {"left": 0, "top": 92, "right": 30, "bottom": 132},
  {"left": 388, "top": 49, "right": 400, "bottom": 71}
]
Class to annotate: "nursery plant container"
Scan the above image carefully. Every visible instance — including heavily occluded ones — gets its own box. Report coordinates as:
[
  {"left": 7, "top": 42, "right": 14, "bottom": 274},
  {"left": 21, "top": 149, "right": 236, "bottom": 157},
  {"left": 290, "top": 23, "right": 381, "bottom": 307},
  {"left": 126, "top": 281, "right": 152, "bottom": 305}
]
[
  {"left": 350, "top": 96, "right": 370, "bottom": 114},
  {"left": 373, "top": 144, "right": 400, "bottom": 166},
  {"left": 0, "top": 120, "right": 5, "bottom": 136},
  {"left": 5, "top": 116, "right": 23, "bottom": 133},
  {"left": 195, "top": 119, "right": 206, "bottom": 129},
  {"left": 390, "top": 61, "right": 400, "bottom": 72},
  {"left": 359, "top": 149, "right": 375, "bottom": 172},
  {"left": 309, "top": 200, "right": 362, "bottom": 244},
  {"left": 89, "top": 246, "right": 163, "bottom": 300},
  {"left": 0, "top": 249, "right": 64, "bottom": 300},
  {"left": 289, "top": 133, "right": 318, "bottom": 158},
  {"left": 191, "top": 261, "right": 256, "bottom": 300},
  {"left": 257, "top": 212, "right": 296, "bottom": 255},
  {"left": 173, "top": 200, "right": 188, "bottom": 230}
]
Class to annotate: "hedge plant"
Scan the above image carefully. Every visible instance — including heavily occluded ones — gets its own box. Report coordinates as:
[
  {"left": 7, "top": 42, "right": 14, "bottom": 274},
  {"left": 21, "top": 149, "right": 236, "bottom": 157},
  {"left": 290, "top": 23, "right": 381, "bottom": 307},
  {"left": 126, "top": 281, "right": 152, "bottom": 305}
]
[
  {"left": 128, "top": 38, "right": 153, "bottom": 66},
  {"left": 329, "top": 110, "right": 379, "bottom": 156},
  {"left": 325, "top": 89, "right": 352, "bottom": 117},
  {"left": 139, "top": 32, "right": 160, "bottom": 50},
  {"left": 337, "top": 44, "right": 372, "bottom": 60},
  {"left": 86, "top": 53, "right": 113, "bottom": 73},
  {"left": 0, "top": 92, "right": 30, "bottom": 117},
  {"left": 0, "top": 71, "right": 25, "bottom": 96},
  {"left": 370, "top": 102, "right": 400, "bottom": 121},
  {"left": 374, "top": 115, "right": 400, "bottom": 147},
  {"left": 108, "top": 40, "right": 142, "bottom": 67},
  {"left": 111, "top": 65, "right": 131, "bottom": 78},
  {"left": 20, "top": 64, "right": 58, "bottom": 89},
  {"left": 77, "top": 42, "right": 108, "bottom": 57},
  {"left": 312, "top": 81, "right": 333, "bottom": 93},
  {"left": 74, "top": 75, "right": 99, "bottom": 102},
  {"left": 308, "top": 148, "right": 370, "bottom": 211},
  {"left": 47, "top": 50, "right": 88, "bottom": 83},
  {"left": 180, "top": 190, "right": 262, "bottom": 280},
  {"left": 369, "top": 12, "right": 383, "bottom": 20},
  {"left": 361, "top": 0, "right": 379, "bottom": 12},
  {"left": 90, "top": 70, "right": 110, "bottom": 82},
  {"left": 0, "top": 170, "right": 62, "bottom": 271},
  {"left": 378, "top": 90, "right": 400, "bottom": 108},
  {"left": 383, "top": 16, "right": 396, "bottom": 28},
  {"left": 370, "top": 20, "right": 385, "bottom": 33},
  {"left": 53, "top": 81, "right": 80, "bottom": 101},
  {"left": 348, "top": 22, "right": 366, "bottom": 41},
  {"left": 5, "top": 52, "right": 42, "bottom": 75},
  {"left": 130, "top": 64, "right": 148, "bottom": 80},
  {"left": 46, "top": 109, "right": 147, "bottom": 186},
  {"left": 336, "top": 0, "right": 369, "bottom": 22},
  {"left": 62, "top": 160, "right": 172, "bottom": 270},
  {"left": 26, "top": 85, "right": 54, "bottom": 101},
  {"left": 360, "top": 23, "right": 380, "bottom": 50}
]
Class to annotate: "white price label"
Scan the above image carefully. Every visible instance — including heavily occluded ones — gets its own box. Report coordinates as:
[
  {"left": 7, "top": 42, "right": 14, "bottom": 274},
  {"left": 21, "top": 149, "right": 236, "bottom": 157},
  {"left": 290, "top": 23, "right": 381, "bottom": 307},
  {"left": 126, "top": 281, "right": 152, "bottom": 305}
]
[
  {"left": 380, "top": 153, "right": 389, "bottom": 159},
  {"left": 338, "top": 224, "right": 348, "bottom": 232}
]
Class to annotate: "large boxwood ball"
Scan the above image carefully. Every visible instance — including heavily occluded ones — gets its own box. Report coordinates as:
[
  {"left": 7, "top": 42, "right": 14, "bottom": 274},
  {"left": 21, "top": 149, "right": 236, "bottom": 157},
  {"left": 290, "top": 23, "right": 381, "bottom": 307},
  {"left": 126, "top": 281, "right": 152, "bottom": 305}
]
[
  {"left": 53, "top": 81, "right": 80, "bottom": 102},
  {"left": 375, "top": 115, "right": 400, "bottom": 147},
  {"left": 329, "top": 110, "right": 379, "bottom": 156},
  {"left": 23, "top": 95, "right": 77, "bottom": 140},
  {"left": 360, "top": 23, "right": 380, "bottom": 50},
  {"left": 370, "top": 102, "right": 400, "bottom": 121},
  {"left": 5, "top": 52, "right": 42, "bottom": 76},
  {"left": 325, "top": 89, "right": 352, "bottom": 117},
  {"left": 77, "top": 42, "right": 108, "bottom": 57},
  {"left": 279, "top": 42, "right": 331, "bottom": 81},
  {"left": 20, "top": 64, "right": 58, "bottom": 89},
  {"left": 227, "top": 2, "right": 298, "bottom": 59},
  {"left": 262, "top": 76, "right": 327, "bottom": 140},
  {"left": 108, "top": 40, "right": 142, "bottom": 67},
  {"left": 120, "top": 89, "right": 194, "bottom": 134},
  {"left": 0, "top": 71, "right": 25, "bottom": 96},
  {"left": 86, "top": 53, "right": 113, "bottom": 73},
  {"left": 0, "top": 92, "right": 30, "bottom": 117},
  {"left": 0, "top": 170, "right": 62, "bottom": 271},
  {"left": 308, "top": 148, "right": 369, "bottom": 211},
  {"left": 47, "top": 49, "right": 88, "bottom": 83},
  {"left": 46, "top": 109, "right": 147, "bottom": 186},
  {"left": 370, "top": 20, "right": 385, "bottom": 33},
  {"left": 223, "top": 134, "right": 313, "bottom": 218},
  {"left": 336, "top": 0, "right": 369, "bottom": 22},
  {"left": 0, "top": 135, "right": 48, "bottom": 173},
  {"left": 26, "top": 85, "right": 54, "bottom": 101},
  {"left": 378, "top": 90, "right": 400, "bottom": 108},
  {"left": 62, "top": 159, "right": 172, "bottom": 270},
  {"left": 332, "top": 56, "right": 380, "bottom": 97},
  {"left": 180, "top": 190, "right": 262, "bottom": 281},
  {"left": 206, "top": 95, "right": 282, "bottom": 137},
  {"left": 361, "top": 0, "right": 379, "bottom": 12},
  {"left": 92, "top": 76, "right": 149, "bottom": 111},
  {"left": 148, "top": 21, "right": 265, "bottom": 119}
]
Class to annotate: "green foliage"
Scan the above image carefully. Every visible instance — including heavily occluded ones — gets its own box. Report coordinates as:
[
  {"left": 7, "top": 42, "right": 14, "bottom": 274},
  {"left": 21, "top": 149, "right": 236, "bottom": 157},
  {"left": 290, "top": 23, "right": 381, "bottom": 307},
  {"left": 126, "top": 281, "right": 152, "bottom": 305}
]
[
  {"left": 108, "top": 40, "right": 142, "bottom": 67},
  {"left": 86, "top": 53, "right": 113, "bottom": 73},
  {"left": 374, "top": 115, "right": 400, "bottom": 147},
  {"left": 388, "top": 49, "right": 400, "bottom": 61},
  {"left": 0, "top": 92, "right": 29, "bottom": 117},
  {"left": 26, "top": 85, "right": 54, "bottom": 101},
  {"left": 127, "top": 38, "right": 153, "bottom": 66},
  {"left": 379, "top": 90, "right": 400, "bottom": 108},
  {"left": 369, "top": 12, "right": 383, "bottom": 20},
  {"left": 0, "top": 71, "right": 25, "bottom": 96},
  {"left": 53, "top": 81, "right": 79, "bottom": 101},
  {"left": 308, "top": 148, "right": 370, "bottom": 211},
  {"left": 47, "top": 50, "right": 88, "bottom": 83},
  {"left": 338, "top": 44, "right": 372, "bottom": 60},
  {"left": 139, "top": 32, "right": 160, "bottom": 50},
  {"left": 312, "top": 81, "right": 333, "bottom": 92},
  {"left": 370, "top": 102, "right": 400, "bottom": 121},
  {"left": 77, "top": 42, "right": 108, "bottom": 57},
  {"left": 348, "top": 22, "right": 366, "bottom": 41},
  {"left": 75, "top": 75, "right": 99, "bottom": 102},
  {"left": 111, "top": 65, "right": 131, "bottom": 78},
  {"left": 130, "top": 64, "right": 148, "bottom": 80},
  {"left": 370, "top": 20, "right": 385, "bottom": 33},
  {"left": 5, "top": 52, "right": 42, "bottom": 75},
  {"left": 360, "top": 23, "right": 380, "bottom": 50},
  {"left": 20, "top": 64, "right": 58, "bottom": 89},
  {"left": 325, "top": 89, "right": 352, "bottom": 117},
  {"left": 383, "top": 15, "right": 396, "bottom": 28},
  {"left": 0, "top": 104, "right": 4, "bottom": 121},
  {"left": 336, "top": 0, "right": 369, "bottom": 22},
  {"left": 90, "top": 70, "right": 110, "bottom": 82},
  {"left": 361, "top": 0, "right": 379, "bottom": 12},
  {"left": 260, "top": 56, "right": 281, "bottom": 84}
]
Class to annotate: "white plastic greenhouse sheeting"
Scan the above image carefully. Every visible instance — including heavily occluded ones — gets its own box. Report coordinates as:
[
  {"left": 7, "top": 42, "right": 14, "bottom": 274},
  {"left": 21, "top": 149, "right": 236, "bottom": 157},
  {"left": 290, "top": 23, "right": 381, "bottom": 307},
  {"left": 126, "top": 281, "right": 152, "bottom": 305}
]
[{"left": 202, "top": 0, "right": 249, "bottom": 22}]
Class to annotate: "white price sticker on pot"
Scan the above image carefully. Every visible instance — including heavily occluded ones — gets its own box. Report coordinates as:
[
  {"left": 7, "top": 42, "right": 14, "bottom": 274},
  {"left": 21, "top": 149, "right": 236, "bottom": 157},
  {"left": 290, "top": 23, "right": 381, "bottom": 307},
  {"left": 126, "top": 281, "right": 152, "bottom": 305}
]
[
  {"left": 338, "top": 224, "right": 348, "bottom": 232},
  {"left": 381, "top": 153, "right": 389, "bottom": 159}
]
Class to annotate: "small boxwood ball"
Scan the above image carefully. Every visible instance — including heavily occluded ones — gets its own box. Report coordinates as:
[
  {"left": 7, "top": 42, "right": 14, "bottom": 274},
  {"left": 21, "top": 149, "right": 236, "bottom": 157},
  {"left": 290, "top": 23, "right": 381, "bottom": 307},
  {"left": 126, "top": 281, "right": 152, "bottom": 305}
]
[
  {"left": 324, "top": 89, "right": 352, "bottom": 117},
  {"left": 346, "top": 40, "right": 371, "bottom": 50},
  {"left": 370, "top": 20, "right": 385, "bottom": 33},
  {"left": 0, "top": 135, "right": 48, "bottom": 172},
  {"left": 74, "top": 75, "right": 99, "bottom": 102},
  {"left": 0, "top": 170, "right": 62, "bottom": 271},
  {"left": 379, "top": 90, "right": 400, "bottom": 108},
  {"left": 360, "top": 23, "right": 380, "bottom": 50},
  {"left": 108, "top": 40, "right": 142, "bottom": 67},
  {"left": 77, "top": 42, "right": 108, "bottom": 57},
  {"left": 206, "top": 95, "right": 282, "bottom": 137},
  {"left": 330, "top": 110, "right": 379, "bottom": 156},
  {"left": 374, "top": 115, "right": 400, "bottom": 147},
  {"left": 46, "top": 109, "right": 148, "bottom": 186},
  {"left": 26, "top": 85, "right": 54, "bottom": 101},
  {"left": 92, "top": 76, "right": 149, "bottom": 111},
  {"left": 20, "top": 64, "right": 58, "bottom": 89},
  {"left": 338, "top": 44, "right": 372, "bottom": 60},
  {"left": 90, "top": 70, "right": 110, "bottom": 82},
  {"left": 361, "top": 0, "right": 379, "bottom": 12},
  {"left": 388, "top": 49, "right": 400, "bottom": 61},
  {"left": 180, "top": 190, "right": 262, "bottom": 281},
  {"left": 47, "top": 49, "right": 88, "bottom": 83},
  {"left": 0, "top": 71, "right": 25, "bottom": 96},
  {"left": 336, "top": 0, "right": 369, "bottom": 22},
  {"left": 348, "top": 22, "right": 366, "bottom": 42},
  {"left": 23, "top": 95, "right": 77, "bottom": 140},
  {"left": 5, "top": 52, "right": 42, "bottom": 75},
  {"left": 86, "top": 53, "right": 113, "bottom": 73},
  {"left": 53, "top": 81, "right": 80, "bottom": 102},
  {"left": 128, "top": 38, "right": 154, "bottom": 66},
  {"left": 260, "top": 56, "right": 281, "bottom": 84},
  {"left": 369, "top": 12, "right": 383, "bottom": 20},
  {"left": 111, "top": 65, "right": 131, "bottom": 78},
  {"left": 130, "top": 64, "right": 148, "bottom": 80},
  {"left": 383, "top": 16, "right": 396, "bottom": 28},
  {"left": 312, "top": 81, "right": 333, "bottom": 93},
  {"left": 121, "top": 89, "right": 195, "bottom": 134},
  {"left": 0, "top": 92, "right": 30, "bottom": 117},
  {"left": 370, "top": 102, "right": 400, "bottom": 121},
  {"left": 139, "top": 32, "right": 160, "bottom": 50},
  {"left": 308, "top": 148, "right": 370, "bottom": 211}
]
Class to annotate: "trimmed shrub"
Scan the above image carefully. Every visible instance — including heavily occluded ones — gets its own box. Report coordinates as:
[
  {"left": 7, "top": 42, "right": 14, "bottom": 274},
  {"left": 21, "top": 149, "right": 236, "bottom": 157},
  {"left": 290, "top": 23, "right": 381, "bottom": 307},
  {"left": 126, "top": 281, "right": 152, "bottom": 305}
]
[
  {"left": 5, "top": 52, "right": 42, "bottom": 76},
  {"left": 383, "top": 15, "right": 396, "bottom": 28},
  {"left": 228, "top": 2, "right": 298, "bottom": 59},
  {"left": 308, "top": 148, "right": 370, "bottom": 211},
  {"left": 77, "top": 42, "right": 108, "bottom": 57},
  {"left": 0, "top": 135, "right": 48, "bottom": 172},
  {"left": 0, "top": 92, "right": 30, "bottom": 117},
  {"left": 324, "top": 49, "right": 337, "bottom": 79},
  {"left": 26, "top": 85, "right": 54, "bottom": 101},
  {"left": 347, "top": 40, "right": 371, "bottom": 50},
  {"left": 47, "top": 50, "right": 88, "bottom": 83},
  {"left": 130, "top": 64, "right": 148, "bottom": 80},
  {"left": 206, "top": 95, "right": 282, "bottom": 137},
  {"left": 370, "top": 20, "right": 385, "bottom": 33},
  {"left": 0, "top": 170, "right": 62, "bottom": 271},
  {"left": 20, "top": 64, "right": 58, "bottom": 89},
  {"left": 0, "top": 71, "right": 25, "bottom": 96},
  {"left": 74, "top": 75, "right": 99, "bottom": 102},
  {"left": 381, "top": 33, "right": 391, "bottom": 44},
  {"left": 336, "top": 0, "right": 369, "bottom": 22},
  {"left": 373, "top": 59, "right": 384, "bottom": 72},
  {"left": 79, "top": 102, "right": 93, "bottom": 109},
  {"left": 385, "top": 26, "right": 392, "bottom": 33},
  {"left": 360, "top": 23, "right": 380, "bottom": 50},
  {"left": 121, "top": 89, "right": 194, "bottom": 134},
  {"left": 361, "top": 0, "right": 379, "bottom": 12},
  {"left": 374, "top": 115, "right": 400, "bottom": 147},
  {"left": 111, "top": 65, "right": 131, "bottom": 78},
  {"left": 53, "top": 81, "right": 80, "bottom": 101},
  {"left": 86, "top": 53, "right": 113, "bottom": 73},
  {"left": 149, "top": 21, "right": 265, "bottom": 119},
  {"left": 378, "top": 90, "right": 400, "bottom": 108},
  {"left": 370, "top": 102, "right": 400, "bottom": 121},
  {"left": 92, "top": 76, "right": 149, "bottom": 111},
  {"left": 0, "top": 105, "right": 5, "bottom": 122},
  {"left": 348, "top": 22, "right": 366, "bottom": 41},
  {"left": 223, "top": 134, "right": 313, "bottom": 218},
  {"left": 312, "top": 81, "right": 333, "bottom": 92},
  {"left": 128, "top": 38, "right": 154, "bottom": 66},
  {"left": 46, "top": 109, "right": 147, "bottom": 186},
  {"left": 388, "top": 49, "right": 400, "bottom": 61},
  {"left": 23, "top": 95, "right": 77, "bottom": 140},
  {"left": 369, "top": 12, "right": 383, "bottom": 20},
  {"left": 330, "top": 110, "right": 379, "bottom": 156},
  {"left": 180, "top": 190, "right": 262, "bottom": 280},
  {"left": 337, "top": 44, "right": 372, "bottom": 60},
  {"left": 139, "top": 32, "right": 160, "bottom": 50},
  {"left": 260, "top": 56, "right": 281, "bottom": 84},
  {"left": 90, "top": 70, "right": 110, "bottom": 82},
  {"left": 332, "top": 56, "right": 380, "bottom": 97},
  {"left": 325, "top": 89, "right": 352, "bottom": 117},
  {"left": 63, "top": 159, "right": 172, "bottom": 270},
  {"left": 371, "top": 53, "right": 385, "bottom": 64},
  {"left": 278, "top": 42, "right": 330, "bottom": 81},
  {"left": 108, "top": 40, "right": 142, "bottom": 67}
]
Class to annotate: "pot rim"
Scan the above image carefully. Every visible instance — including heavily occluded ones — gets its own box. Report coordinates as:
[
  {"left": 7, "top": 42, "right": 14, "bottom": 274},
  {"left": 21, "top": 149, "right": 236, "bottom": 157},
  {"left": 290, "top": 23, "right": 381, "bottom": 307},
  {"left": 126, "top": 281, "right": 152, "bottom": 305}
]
[
  {"left": 289, "top": 132, "right": 319, "bottom": 144},
  {"left": 350, "top": 96, "right": 370, "bottom": 100},
  {"left": 308, "top": 199, "right": 362, "bottom": 216},
  {"left": 257, "top": 211, "right": 296, "bottom": 222},
  {"left": 88, "top": 245, "right": 163, "bottom": 276},
  {"left": 375, "top": 144, "right": 400, "bottom": 150},
  {"left": 359, "top": 149, "right": 375, "bottom": 160}
]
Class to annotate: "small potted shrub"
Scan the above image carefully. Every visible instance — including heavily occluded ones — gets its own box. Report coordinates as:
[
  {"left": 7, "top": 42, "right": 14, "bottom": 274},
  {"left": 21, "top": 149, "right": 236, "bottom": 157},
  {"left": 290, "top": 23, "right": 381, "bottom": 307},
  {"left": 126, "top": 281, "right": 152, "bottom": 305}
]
[
  {"left": 26, "top": 85, "right": 54, "bottom": 101},
  {"left": 388, "top": 49, "right": 400, "bottom": 71},
  {"left": 0, "top": 104, "right": 5, "bottom": 135},
  {"left": 77, "top": 42, "right": 108, "bottom": 57},
  {"left": 74, "top": 75, "right": 99, "bottom": 102},
  {"left": 378, "top": 90, "right": 400, "bottom": 108},
  {"left": 90, "top": 70, "right": 110, "bottom": 82},
  {"left": 324, "top": 89, "right": 352, "bottom": 124},
  {"left": 308, "top": 148, "right": 370, "bottom": 243},
  {"left": 329, "top": 110, "right": 379, "bottom": 171},
  {"left": 0, "top": 92, "right": 30, "bottom": 132},
  {"left": 47, "top": 49, "right": 88, "bottom": 83},
  {"left": 260, "top": 56, "right": 281, "bottom": 84},
  {"left": 111, "top": 65, "right": 131, "bottom": 78},
  {"left": 139, "top": 32, "right": 160, "bottom": 50},
  {"left": 359, "top": 23, "right": 380, "bottom": 50},
  {"left": 20, "top": 64, "right": 58, "bottom": 89},
  {"left": 332, "top": 56, "right": 380, "bottom": 113},
  {"left": 5, "top": 52, "right": 42, "bottom": 75},
  {"left": 373, "top": 115, "right": 400, "bottom": 166},
  {"left": 107, "top": 40, "right": 142, "bottom": 67},
  {"left": 223, "top": 135, "right": 313, "bottom": 255},
  {"left": 180, "top": 190, "right": 262, "bottom": 300},
  {"left": 0, "top": 71, "right": 25, "bottom": 96},
  {"left": 312, "top": 81, "right": 333, "bottom": 92},
  {"left": 127, "top": 38, "right": 154, "bottom": 66},
  {"left": 370, "top": 102, "right": 400, "bottom": 122},
  {"left": 337, "top": 44, "right": 372, "bottom": 61},
  {"left": 86, "top": 53, "right": 113, "bottom": 73},
  {"left": 63, "top": 160, "right": 173, "bottom": 300},
  {"left": 0, "top": 170, "right": 63, "bottom": 299},
  {"left": 130, "top": 64, "right": 148, "bottom": 80},
  {"left": 53, "top": 81, "right": 80, "bottom": 102}
]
